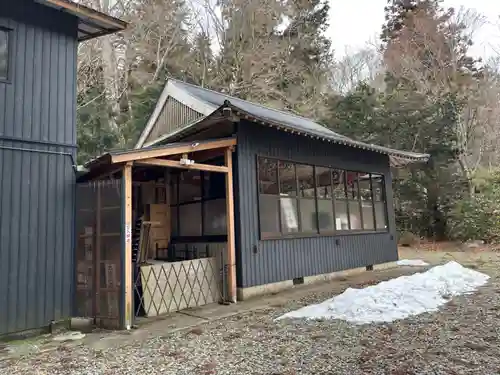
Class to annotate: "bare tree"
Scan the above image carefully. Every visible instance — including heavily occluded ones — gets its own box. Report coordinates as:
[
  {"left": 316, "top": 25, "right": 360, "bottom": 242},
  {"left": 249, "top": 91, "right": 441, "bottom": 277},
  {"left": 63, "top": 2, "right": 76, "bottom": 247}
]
[
  {"left": 75, "top": 0, "right": 334, "bottom": 155},
  {"left": 383, "top": 6, "right": 497, "bottom": 195},
  {"left": 331, "top": 45, "right": 383, "bottom": 94},
  {"left": 194, "top": 0, "right": 333, "bottom": 118}
]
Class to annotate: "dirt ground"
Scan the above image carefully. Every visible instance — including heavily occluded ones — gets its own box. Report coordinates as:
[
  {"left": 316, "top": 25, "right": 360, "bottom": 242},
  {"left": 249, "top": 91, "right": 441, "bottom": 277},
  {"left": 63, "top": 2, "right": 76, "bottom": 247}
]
[{"left": 2, "top": 248, "right": 500, "bottom": 374}]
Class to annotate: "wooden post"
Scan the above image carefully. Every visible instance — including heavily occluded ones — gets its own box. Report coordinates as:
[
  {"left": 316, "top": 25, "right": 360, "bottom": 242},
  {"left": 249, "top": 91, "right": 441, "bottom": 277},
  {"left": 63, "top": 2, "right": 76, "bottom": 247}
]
[
  {"left": 165, "top": 169, "right": 171, "bottom": 247},
  {"left": 94, "top": 183, "right": 101, "bottom": 321},
  {"left": 123, "top": 163, "right": 133, "bottom": 329},
  {"left": 224, "top": 147, "right": 237, "bottom": 303}
]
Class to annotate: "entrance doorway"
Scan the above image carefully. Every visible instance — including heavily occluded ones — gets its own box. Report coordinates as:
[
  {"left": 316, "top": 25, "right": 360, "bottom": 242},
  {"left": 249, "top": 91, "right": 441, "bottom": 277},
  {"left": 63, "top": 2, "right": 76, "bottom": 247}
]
[
  {"left": 131, "top": 164, "right": 229, "bottom": 321},
  {"left": 74, "top": 137, "right": 237, "bottom": 329}
]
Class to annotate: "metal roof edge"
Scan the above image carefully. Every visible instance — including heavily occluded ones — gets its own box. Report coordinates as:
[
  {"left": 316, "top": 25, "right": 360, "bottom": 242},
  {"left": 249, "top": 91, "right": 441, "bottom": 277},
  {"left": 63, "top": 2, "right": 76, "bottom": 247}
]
[
  {"left": 135, "top": 79, "right": 217, "bottom": 149},
  {"left": 135, "top": 81, "right": 173, "bottom": 148},
  {"left": 138, "top": 100, "right": 430, "bottom": 165},
  {"left": 142, "top": 115, "right": 212, "bottom": 148},
  {"left": 224, "top": 102, "right": 429, "bottom": 164},
  {"left": 36, "top": 0, "right": 128, "bottom": 28},
  {"left": 35, "top": 0, "right": 127, "bottom": 41}
]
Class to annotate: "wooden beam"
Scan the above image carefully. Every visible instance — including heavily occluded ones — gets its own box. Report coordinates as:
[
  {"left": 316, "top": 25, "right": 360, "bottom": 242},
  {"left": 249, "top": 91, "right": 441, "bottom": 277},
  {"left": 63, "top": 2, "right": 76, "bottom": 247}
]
[
  {"left": 136, "top": 158, "right": 229, "bottom": 173},
  {"left": 122, "top": 163, "right": 133, "bottom": 329},
  {"left": 89, "top": 165, "right": 124, "bottom": 181},
  {"left": 224, "top": 147, "right": 237, "bottom": 303},
  {"left": 111, "top": 138, "right": 237, "bottom": 164},
  {"left": 188, "top": 148, "right": 226, "bottom": 163}
]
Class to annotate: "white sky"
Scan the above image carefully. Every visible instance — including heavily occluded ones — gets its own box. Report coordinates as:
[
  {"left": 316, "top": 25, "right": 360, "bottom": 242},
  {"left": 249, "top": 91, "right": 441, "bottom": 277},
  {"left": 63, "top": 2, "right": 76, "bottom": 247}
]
[{"left": 328, "top": 0, "right": 500, "bottom": 59}]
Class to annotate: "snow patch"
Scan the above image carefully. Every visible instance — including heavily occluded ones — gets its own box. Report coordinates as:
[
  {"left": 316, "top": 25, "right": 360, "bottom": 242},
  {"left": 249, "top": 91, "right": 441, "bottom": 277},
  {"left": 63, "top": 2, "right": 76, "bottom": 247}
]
[
  {"left": 277, "top": 261, "right": 489, "bottom": 324},
  {"left": 397, "top": 259, "right": 429, "bottom": 267},
  {"left": 52, "top": 331, "right": 86, "bottom": 342}
]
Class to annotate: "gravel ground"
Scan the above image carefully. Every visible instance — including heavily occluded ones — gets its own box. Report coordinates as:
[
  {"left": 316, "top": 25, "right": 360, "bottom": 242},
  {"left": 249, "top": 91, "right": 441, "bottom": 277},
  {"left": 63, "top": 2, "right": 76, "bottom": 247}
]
[{"left": 2, "top": 251, "right": 500, "bottom": 375}]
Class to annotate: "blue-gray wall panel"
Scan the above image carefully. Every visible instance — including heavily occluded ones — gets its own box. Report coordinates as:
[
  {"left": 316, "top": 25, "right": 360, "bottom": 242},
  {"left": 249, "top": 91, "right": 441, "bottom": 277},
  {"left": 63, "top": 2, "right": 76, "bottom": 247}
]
[
  {"left": 236, "top": 122, "right": 398, "bottom": 288},
  {"left": 0, "top": 0, "right": 77, "bottom": 145},
  {"left": 0, "top": 0, "right": 78, "bottom": 335},
  {"left": 0, "top": 144, "right": 75, "bottom": 334}
]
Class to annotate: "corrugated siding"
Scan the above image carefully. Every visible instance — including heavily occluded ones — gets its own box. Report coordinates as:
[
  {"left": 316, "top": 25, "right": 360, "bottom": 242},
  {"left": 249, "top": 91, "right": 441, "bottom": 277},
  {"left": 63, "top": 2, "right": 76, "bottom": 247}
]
[
  {"left": 0, "top": 0, "right": 77, "bottom": 335},
  {"left": 144, "top": 97, "right": 203, "bottom": 145},
  {"left": 236, "top": 121, "right": 398, "bottom": 288}
]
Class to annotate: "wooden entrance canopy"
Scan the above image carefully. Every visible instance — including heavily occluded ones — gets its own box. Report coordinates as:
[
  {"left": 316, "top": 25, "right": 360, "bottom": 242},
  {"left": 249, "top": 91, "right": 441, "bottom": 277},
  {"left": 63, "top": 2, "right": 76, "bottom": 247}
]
[{"left": 80, "top": 137, "right": 237, "bottom": 330}]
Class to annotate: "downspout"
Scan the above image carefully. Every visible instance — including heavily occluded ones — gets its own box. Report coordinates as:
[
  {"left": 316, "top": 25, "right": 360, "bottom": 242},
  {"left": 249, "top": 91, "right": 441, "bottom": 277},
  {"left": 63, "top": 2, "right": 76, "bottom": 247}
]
[{"left": 0, "top": 145, "right": 78, "bottom": 173}]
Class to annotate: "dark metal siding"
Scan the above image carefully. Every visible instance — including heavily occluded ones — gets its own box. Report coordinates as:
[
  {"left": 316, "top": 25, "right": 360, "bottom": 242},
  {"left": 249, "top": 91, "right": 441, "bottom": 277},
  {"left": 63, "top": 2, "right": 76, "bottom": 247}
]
[
  {"left": 0, "top": 0, "right": 77, "bottom": 335},
  {"left": 236, "top": 121, "right": 398, "bottom": 288}
]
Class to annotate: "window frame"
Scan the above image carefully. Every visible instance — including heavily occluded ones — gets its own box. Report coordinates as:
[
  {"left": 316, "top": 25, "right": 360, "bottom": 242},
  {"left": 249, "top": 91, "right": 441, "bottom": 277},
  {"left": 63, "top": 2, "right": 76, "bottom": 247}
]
[
  {"left": 0, "top": 26, "right": 12, "bottom": 84},
  {"left": 256, "top": 155, "right": 389, "bottom": 240},
  {"left": 170, "top": 162, "right": 228, "bottom": 239}
]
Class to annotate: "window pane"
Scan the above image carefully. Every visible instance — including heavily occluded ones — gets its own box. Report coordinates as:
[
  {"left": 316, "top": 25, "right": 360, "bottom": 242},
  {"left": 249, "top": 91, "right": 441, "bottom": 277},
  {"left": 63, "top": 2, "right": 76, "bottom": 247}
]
[
  {"left": 359, "top": 173, "right": 372, "bottom": 201},
  {"left": 346, "top": 171, "right": 359, "bottom": 199},
  {"left": 259, "top": 195, "right": 280, "bottom": 236},
  {"left": 279, "top": 161, "right": 296, "bottom": 196},
  {"left": 348, "top": 201, "right": 362, "bottom": 230},
  {"left": 317, "top": 199, "right": 334, "bottom": 231},
  {"left": 375, "top": 202, "right": 388, "bottom": 230},
  {"left": 203, "top": 199, "right": 227, "bottom": 235},
  {"left": 372, "top": 174, "right": 385, "bottom": 201},
  {"left": 335, "top": 200, "right": 349, "bottom": 230},
  {"left": 280, "top": 197, "right": 299, "bottom": 233},
  {"left": 178, "top": 170, "right": 202, "bottom": 203},
  {"left": 171, "top": 206, "right": 178, "bottom": 236},
  {"left": 316, "top": 167, "right": 332, "bottom": 199},
  {"left": 296, "top": 164, "right": 315, "bottom": 198},
  {"left": 300, "top": 199, "right": 318, "bottom": 232},
  {"left": 332, "top": 169, "right": 347, "bottom": 199},
  {"left": 258, "top": 158, "right": 279, "bottom": 194},
  {"left": 170, "top": 174, "right": 178, "bottom": 205},
  {"left": 362, "top": 202, "right": 375, "bottom": 230},
  {"left": 179, "top": 203, "right": 202, "bottom": 236},
  {"left": 204, "top": 171, "right": 225, "bottom": 199},
  {"left": 202, "top": 172, "right": 210, "bottom": 198},
  {"left": 0, "top": 30, "right": 8, "bottom": 80}
]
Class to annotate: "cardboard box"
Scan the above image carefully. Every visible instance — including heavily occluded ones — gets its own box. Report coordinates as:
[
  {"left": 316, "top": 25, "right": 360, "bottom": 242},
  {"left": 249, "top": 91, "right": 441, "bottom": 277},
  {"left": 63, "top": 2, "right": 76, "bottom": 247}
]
[
  {"left": 149, "top": 204, "right": 169, "bottom": 223},
  {"left": 147, "top": 204, "right": 171, "bottom": 259},
  {"left": 148, "top": 204, "right": 170, "bottom": 238}
]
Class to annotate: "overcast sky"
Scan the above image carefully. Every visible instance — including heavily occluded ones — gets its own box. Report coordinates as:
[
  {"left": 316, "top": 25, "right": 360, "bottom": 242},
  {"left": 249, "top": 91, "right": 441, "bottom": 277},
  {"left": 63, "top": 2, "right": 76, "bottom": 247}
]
[{"left": 327, "top": 0, "right": 500, "bottom": 58}]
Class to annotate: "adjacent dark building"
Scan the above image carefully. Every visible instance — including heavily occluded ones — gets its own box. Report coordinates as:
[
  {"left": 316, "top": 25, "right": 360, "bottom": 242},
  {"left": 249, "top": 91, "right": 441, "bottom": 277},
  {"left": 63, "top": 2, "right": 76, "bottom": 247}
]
[{"left": 0, "top": 0, "right": 126, "bottom": 335}]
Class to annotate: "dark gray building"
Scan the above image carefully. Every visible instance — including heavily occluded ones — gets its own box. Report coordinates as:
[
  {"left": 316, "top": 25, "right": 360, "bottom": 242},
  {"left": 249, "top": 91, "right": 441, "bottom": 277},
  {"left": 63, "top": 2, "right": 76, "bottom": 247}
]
[
  {"left": 133, "top": 79, "right": 429, "bottom": 299},
  {"left": 0, "top": 0, "right": 126, "bottom": 335}
]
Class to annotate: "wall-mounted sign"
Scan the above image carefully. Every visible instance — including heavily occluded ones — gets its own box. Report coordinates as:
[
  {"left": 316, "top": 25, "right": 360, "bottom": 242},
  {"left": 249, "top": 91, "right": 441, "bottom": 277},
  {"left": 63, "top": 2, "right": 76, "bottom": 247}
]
[{"left": 125, "top": 224, "right": 132, "bottom": 243}]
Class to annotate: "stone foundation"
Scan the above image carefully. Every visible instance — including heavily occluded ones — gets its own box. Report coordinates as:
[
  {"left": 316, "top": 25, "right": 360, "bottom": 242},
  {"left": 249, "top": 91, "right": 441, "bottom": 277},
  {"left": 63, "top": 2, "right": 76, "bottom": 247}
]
[{"left": 237, "top": 261, "right": 399, "bottom": 301}]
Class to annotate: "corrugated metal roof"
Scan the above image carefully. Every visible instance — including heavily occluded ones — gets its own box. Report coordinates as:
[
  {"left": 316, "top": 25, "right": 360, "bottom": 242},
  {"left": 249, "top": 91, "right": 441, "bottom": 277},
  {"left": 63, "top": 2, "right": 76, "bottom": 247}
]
[
  {"left": 34, "top": 0, "right": 127, "bottom": 41},
  {"left": 146, "top": 79, "right": 429, "bottom": 166},
  {"left": 172, "top": 80, "right": 350, "bottom": 141}
]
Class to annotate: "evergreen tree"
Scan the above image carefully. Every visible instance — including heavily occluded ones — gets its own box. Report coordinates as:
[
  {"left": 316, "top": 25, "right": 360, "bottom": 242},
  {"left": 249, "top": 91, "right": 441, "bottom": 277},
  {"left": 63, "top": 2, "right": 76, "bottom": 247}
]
[
  {"left": 379, "top": 0, "right": 483, "bottom": 238},
  {"left": 323, "top": 0, "right": 484, "bottom": 238},
  {"left": 273, "top": 0, "right": 332, "bottom": 117},
  {"left": 77, "top": 84, "right": 120, "bottom": 163}
]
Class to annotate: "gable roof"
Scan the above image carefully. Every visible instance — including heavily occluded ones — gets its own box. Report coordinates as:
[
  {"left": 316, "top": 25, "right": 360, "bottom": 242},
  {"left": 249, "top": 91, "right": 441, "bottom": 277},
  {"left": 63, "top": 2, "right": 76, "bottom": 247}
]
[
  {"left": 35, "top": 0, "right": 127, "bottom": 41},
  {"left": 136, "top": 79, "right": 430, "bottom": 167}
]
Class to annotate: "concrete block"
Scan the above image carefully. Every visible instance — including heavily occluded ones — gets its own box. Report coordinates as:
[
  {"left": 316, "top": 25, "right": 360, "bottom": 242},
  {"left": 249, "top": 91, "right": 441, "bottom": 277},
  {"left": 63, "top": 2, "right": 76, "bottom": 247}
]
[
  {"left": 237, "top": 261, "right": 399, "bottom": 300},
  {"left": 237, "top": 279, "right": 293, "bottom": 301}
]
